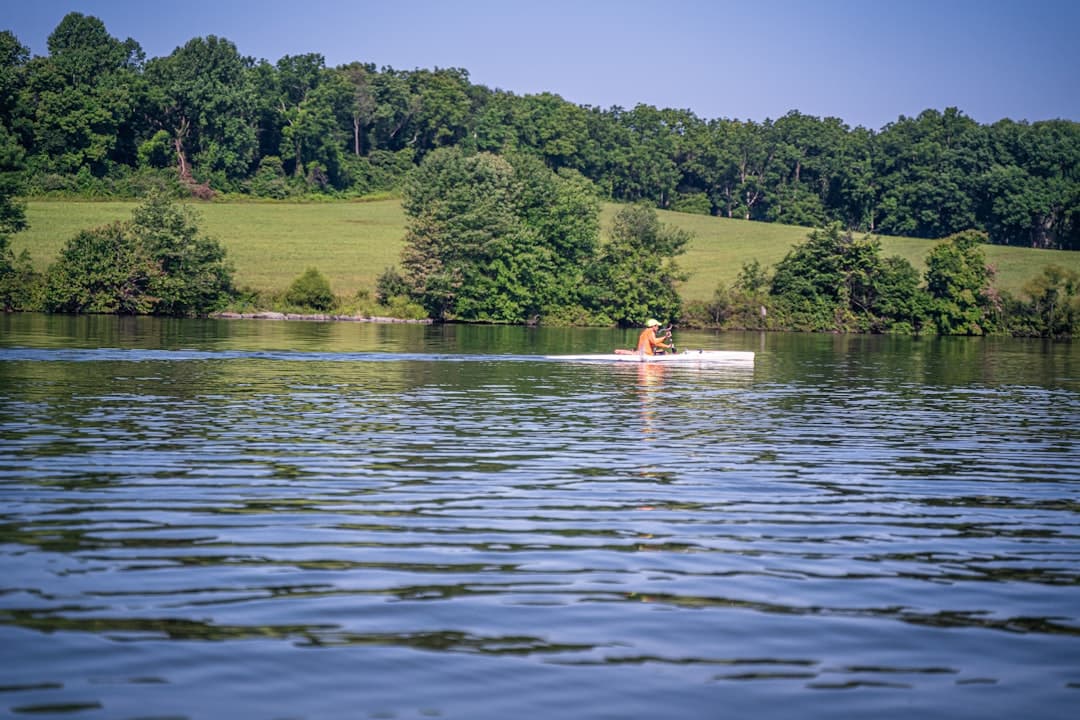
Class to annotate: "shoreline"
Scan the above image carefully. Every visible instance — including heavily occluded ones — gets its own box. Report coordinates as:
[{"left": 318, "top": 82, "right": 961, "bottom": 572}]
[{"left": 213, "top": 311, "right": 433, "bottom": 324}]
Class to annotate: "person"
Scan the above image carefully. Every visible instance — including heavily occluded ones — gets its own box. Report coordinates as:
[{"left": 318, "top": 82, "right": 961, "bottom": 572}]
[{"left": 636, "top": 318, "right": 672, "bottom": 356}]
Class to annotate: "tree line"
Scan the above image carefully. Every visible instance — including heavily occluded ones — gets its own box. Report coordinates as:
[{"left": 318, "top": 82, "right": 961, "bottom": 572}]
[
  {"left": 1, "top": 162, "right": 1075, "bottom": 337},
  {"left": 388, "top": 149, "right": 1077, "bottom": 337},
  {"left": 685, "top": 227, "right": 1078, "bottom": 338},
  {"left": 1, "top": 12, "right": 1078, "bottom": 250}
]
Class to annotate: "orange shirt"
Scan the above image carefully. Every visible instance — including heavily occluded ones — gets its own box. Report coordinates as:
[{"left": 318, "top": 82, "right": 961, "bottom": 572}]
[{"left": 636, "top": 327, "right": 670, "bottom": 355}]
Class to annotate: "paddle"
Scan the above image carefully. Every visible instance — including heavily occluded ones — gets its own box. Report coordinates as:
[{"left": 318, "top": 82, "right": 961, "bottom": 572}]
[{"left": 659, "top": 324, "right": 676, "bottom": 354}]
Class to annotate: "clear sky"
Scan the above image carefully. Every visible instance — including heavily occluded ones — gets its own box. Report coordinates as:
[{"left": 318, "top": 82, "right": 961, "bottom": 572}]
[{"left": 4, "top": 0, "right": 1078, "bottom": 131}]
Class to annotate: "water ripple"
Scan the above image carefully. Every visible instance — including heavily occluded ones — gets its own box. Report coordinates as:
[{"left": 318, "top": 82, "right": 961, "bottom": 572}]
[{"left": 1, "top": 338, "right": 1078, "bottom": 719}]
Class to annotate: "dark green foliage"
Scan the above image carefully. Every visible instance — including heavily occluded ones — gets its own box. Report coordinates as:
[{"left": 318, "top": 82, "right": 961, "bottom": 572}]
[
  {"left": 924, "top": 230, "right": 994, "bottom": 335},
  {"left": 770, "top": 223, "right": 928, "bottom": 333},
  {"left": 871, "top": 256, "right": 930, "bottom": 334},
  {"left": 400, "top": 147, "right": 602, "bottom": 323},
  {"left": 3, "top": 14, "right": 1075, "bottom": 249},
  {"left": 0, "top": 247, "right": 40, "bottom": 311},
  {"left": 1019, "top": 265, "right": 1079, "bottom": 338},
  {"left": 250, "top": 155, "right": 291, "bottom": 198},
  {"left": 285, "top": 267, "right": 335, "bottom": 311},
  {"left": 0, "top": 114, "right": 29, "bottom": 309},
  {"left": 586, "top": 203, "right": 687, "bottom": 326},
  {"left": 43, "top": 194, "right": 234, "bottom": 316},
  {"left": 0, "top": 124, "right": 27, "bottom": 238},
  {"left": 44, "top": 221, "right": 159, "bottom": 314},
  {"left": 130, "top": 193, "right": 234, "bottom": 315},
  {"left": 374, "top": 265, "right": 409, "bottom": 304}
]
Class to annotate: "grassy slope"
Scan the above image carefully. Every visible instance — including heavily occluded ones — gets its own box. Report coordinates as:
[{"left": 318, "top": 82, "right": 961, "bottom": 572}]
[{"left": 17, "top": 199, "right": 1080, "bottom": 301}]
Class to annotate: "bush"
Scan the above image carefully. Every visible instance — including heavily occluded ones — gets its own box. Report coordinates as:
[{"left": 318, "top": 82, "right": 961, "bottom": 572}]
[
  {"left": 384, "top": 294, "right": 428, "bottom": 320},
  {"left": 131, "top": 194, "right": 234, "bottom": 315},
  {"left": 44, "top": 222, "right": 159, "bottom": 314},
  {"left": 43, "top": 195, "right": 235, "bottom": 316},
  {"left": 250, "top": 156, "right": 291, "bottom": 199},
  {"left": 671, "top": 192, "right": 712, "bottom": 215},
  {"left": 285, "top": 268, "right": 335, "bottom": 311},
  {"left": 375, "top": 266, "right": 410, "bottom": 304}
]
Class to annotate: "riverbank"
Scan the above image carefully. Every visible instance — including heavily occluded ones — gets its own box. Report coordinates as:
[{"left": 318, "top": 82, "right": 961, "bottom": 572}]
[{"left": 214, "top": 311, "right": 432, "bottom": 324}]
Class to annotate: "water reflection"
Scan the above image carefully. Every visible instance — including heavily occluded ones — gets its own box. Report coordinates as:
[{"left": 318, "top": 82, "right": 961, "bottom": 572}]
[{"left": 635, "top": 362, "right": 666, "bottom": 441}]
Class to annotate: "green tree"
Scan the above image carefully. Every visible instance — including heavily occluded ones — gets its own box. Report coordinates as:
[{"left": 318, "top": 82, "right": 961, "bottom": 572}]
[
  {"left": 875, "top": 108, "right": 985, "bottom": 238},
  {"left": 44, "top": 194, "right": 233, "bottom": 316},
  {"left": 1020, "top": 265, "right": 1079, "bottom": 338},
  {"left": 872, "top": 255, "right": 930, "bottom": 334},
  {"left": 145, "top": 36, "right": 257, "bottom": 188},
  {"left": 340, "top": 62, "right": 377, "bottom": 157},
  {"left": 21, "top": 13, "right": 145, "bottom": 177},
  {"left": 130, "top": 193, "right": 234, "bottom": 315},
  {"left": 509, "top": 92, "right": 590, "bottom": 171},
  {"left": 770, "top": 223, "right": 927, "bottom": 332},
  {"left": 409, "top": 68, "right": 474, "bottom": 155},
  {"left": 0, "top": 119, "right": 29, "bottom": 309},
  {"left": 399, "top": 147, "right": 601, "bottom": 323},
  {"left": 586, "top": 203, "right": 687, "bottom": 326},
  {"left": 924, "top": 229, "right": 994, "bottom": 335},
  {"left": 606, "top": 105, "right": 681, "bottom": 208},
  {"left": 835, "top": 126, "right": 880, "bottom": 232},
  {"left": 44, "top": 221, "right": 159, "bottom": 314},
  {"left": 0, "top": 30, "right": 30, "bottom": 128},
  {"left": 765, "top": 111, "right": 848, "bottom": 227},
  {"left": 400, "top": 148, "right": 526, "bottom": 321},
  {"left": 981, "top": 119, "right": 1079, "bottom": 249}
]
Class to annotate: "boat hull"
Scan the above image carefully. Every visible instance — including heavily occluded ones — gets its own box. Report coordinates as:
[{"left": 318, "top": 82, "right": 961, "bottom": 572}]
[{"left": 546, "top": 350, "right": 754, "bottom": 364}]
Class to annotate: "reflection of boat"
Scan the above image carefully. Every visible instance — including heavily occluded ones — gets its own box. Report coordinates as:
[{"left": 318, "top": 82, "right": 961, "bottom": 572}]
[{"left": 546, "top": 350, "right": 754, "bottom": 364}]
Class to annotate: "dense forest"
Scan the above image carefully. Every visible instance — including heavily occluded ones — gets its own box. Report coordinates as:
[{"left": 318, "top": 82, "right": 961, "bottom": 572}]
[{"left": 1, "top": 12, "right": 1078, "bottom": 250}]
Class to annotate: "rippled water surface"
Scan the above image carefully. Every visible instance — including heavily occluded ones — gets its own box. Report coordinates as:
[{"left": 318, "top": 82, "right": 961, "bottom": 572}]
[{"left": 1, "top": 314, "right": 1078, "bottom": 719}]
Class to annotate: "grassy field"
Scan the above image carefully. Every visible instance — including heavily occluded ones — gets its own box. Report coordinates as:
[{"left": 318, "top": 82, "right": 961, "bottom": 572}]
[{"left": 15, "top": 199, "right": 1080, "bottom": 301}]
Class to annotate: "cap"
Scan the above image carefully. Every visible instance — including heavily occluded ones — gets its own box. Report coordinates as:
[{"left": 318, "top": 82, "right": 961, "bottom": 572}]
[{"left": 646, "top": 318, "right": 660, "bottom": 327}]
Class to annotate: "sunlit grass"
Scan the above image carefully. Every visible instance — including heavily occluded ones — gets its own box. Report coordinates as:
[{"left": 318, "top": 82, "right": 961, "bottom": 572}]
[
  {"left": 16, "top": 199, "right": 1079, "bottom": 301},
  {"left": 19, "top": 199, "right": 406, "bottom": 297},
  {"left": 654, "top": 208, "right": 1080, "bottom": 299}
]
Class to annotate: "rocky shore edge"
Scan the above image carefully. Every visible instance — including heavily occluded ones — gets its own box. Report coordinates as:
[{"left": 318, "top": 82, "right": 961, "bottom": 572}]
[{"left": 213, "top": 311, "right": 433, "bottom": 324}]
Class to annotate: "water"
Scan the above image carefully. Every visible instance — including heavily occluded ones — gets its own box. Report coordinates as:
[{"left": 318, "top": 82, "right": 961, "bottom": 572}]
[{"left": 1, "top": 314, "right": 1078, "bottom": 719}]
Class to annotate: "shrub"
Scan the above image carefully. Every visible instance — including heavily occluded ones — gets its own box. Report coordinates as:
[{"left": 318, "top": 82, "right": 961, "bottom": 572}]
[
  {"left": 671, "top": 192, "right": 711, "bottom": 215},
  {"left": 285, "top": 268, "right": 335, "bottom": 311},
  {"left": 375, "top": 266, "right": 410, "bottom": 304},
  {"left": 44, "top": 222, "right": 159, "bottom": 314},
  {"left": 43, "top": 195, "right": 235, "bottom": 316}
]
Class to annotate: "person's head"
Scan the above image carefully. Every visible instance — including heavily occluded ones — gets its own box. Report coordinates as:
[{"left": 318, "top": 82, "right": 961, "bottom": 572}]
[{"left": 645, "top": 318, "right": 661, "bottom": 328}]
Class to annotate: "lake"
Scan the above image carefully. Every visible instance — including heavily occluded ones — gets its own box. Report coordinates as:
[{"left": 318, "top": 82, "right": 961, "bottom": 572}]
[{"left": 1, "top": 313, "right": 1077, "bottom": 719}]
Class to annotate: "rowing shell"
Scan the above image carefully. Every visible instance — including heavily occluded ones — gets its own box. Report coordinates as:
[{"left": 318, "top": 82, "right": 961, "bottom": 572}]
[{"left": 546, "top": 350, "right": 754, "bottom": 364}]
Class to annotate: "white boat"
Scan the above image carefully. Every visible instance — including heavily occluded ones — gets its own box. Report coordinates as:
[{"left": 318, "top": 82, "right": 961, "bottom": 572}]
[{"left": 546, "top": 349, "right": 754, "bottom": 364}]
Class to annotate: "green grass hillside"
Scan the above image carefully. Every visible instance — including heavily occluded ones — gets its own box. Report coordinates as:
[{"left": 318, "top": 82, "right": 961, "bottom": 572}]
[{"left": 15, "top": 199, "right": 1080, "bottom": 302}]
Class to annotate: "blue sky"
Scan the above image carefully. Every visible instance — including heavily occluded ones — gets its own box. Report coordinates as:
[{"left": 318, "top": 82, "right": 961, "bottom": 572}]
[{"left": 5, "top": 0, "right": 1078, "bottom": 131}]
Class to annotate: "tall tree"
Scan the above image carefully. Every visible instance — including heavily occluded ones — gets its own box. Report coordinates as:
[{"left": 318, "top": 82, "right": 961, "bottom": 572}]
[
  {"left": 0, "top": 121, "right": 28, "bottom": 310},
  {"left": 875, "top": 108, "right": 985, "bottom": 238},
  {"left": 924, "top": 230, "right": 994, "bottom": 335},
  {"left": 509, "top": 92, "right": 590, "bottom": 171},
  {"left": 145, "top": 36, "right": 257, "bottom": 188},
  {"left": 21, "top": 13, "right": 144, "bottom": 176},
  {"left": 981, "top": 119, "right": 1079, "bottom": 249},
  {"left": 399, "top": 147, "right": 601, "bottom": 323},
  {"left": 586, "top": 203, "right": 687, "bottom": 326},
  {"left": 340, "top": 62, "right": 377, "bottom": 156}
]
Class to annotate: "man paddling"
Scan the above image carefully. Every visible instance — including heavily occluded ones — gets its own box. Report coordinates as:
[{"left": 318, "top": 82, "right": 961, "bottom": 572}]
[{"left": 636, "top": 318, "right": 673, "bottom": 355}]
